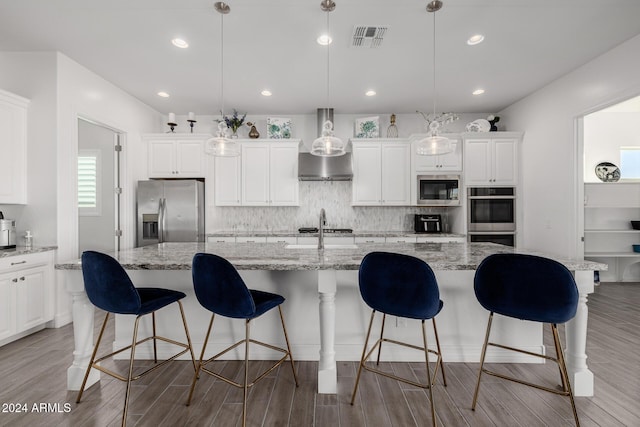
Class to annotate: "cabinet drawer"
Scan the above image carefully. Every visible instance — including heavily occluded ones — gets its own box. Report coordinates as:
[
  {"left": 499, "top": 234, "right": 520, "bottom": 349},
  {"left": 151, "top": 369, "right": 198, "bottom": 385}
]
[
  {"left": 354, "top": 237, "right": 386, "bottom": 244},
  {"left": 416, "top": 236, "right": 465, "bottom": 243},
  {"left": 266, "top": 236, "right": 297, "bottom": 244},
  {"left": 323, "top": 236, "right": 355, "bottom": 245},
  {"left": 236, "top": 236, "right": 267, "bottom": 243},
  {"left": 385, "top": 236, "right": 417, "bottom": 243},
  {"left": 0, "top": 251, "right": 51, "bottom": 272},
  {"left": 207, "top": 236, "right": 236, "bottom": 243}
]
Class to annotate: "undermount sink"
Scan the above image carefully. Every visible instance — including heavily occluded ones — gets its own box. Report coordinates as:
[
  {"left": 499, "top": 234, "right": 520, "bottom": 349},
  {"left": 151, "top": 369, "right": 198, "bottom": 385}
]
[{"left": 285, "top": 244, "right": 358, "bottom": 250}]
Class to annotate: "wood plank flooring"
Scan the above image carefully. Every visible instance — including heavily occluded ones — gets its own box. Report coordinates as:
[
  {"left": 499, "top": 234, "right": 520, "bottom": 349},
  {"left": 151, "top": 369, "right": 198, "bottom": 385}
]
[{"left": 0, "top": 282, "right": 638, "bottom": 426}]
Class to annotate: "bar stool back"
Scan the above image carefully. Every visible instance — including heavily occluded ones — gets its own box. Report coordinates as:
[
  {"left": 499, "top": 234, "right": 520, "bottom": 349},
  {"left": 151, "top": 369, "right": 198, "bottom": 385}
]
[{"left": 471, "top": 253, "right": 580, "bottom": 426}]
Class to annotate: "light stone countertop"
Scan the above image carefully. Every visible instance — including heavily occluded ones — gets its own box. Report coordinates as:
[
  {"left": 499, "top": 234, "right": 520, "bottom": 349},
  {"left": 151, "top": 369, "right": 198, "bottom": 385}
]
[
  {"left": 207, "top": 230, "right": 465, "bottom": 238},
  {"left": 55, "top": 242, "right": 606, "bottom": 272},
  {"left": 0, "top": 246, "right": 58, "bottom": 258}
]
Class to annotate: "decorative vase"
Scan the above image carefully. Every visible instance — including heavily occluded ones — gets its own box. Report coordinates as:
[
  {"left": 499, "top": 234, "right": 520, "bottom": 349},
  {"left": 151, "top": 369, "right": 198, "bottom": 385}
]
[
  {"left": 248, "top": 123, "right": 260, "bottom": 139},
  {"left": 230, "top": 128, "right": 238, "bottom": 139}
]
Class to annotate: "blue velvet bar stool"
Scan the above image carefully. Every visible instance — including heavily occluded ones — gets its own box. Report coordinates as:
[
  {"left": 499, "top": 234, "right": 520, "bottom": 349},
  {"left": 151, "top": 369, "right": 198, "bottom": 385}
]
[
  {"left": 471, "top": 253, "right": 580, "bottom": 426},
  {"left": 186, "top": 253, "right": 299, "bottom": 427},
  {"left": 350, "top": 251, "right": 446, "bottom": 427},
  {"left": 76, "top": 251, "right": 196, "bottom": 427}
]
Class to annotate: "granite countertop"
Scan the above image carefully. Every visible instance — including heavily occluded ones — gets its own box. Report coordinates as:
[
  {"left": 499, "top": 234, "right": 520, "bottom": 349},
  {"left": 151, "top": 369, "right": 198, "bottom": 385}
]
[
  {"left": 0, "top": 246, "right": 58, "bottom": 258},
  {"left": 55, "top": 242, "right": 606, "bottom": 272},
  {"left": 207, "top": 230, "right": 465, "bottom": 238}
]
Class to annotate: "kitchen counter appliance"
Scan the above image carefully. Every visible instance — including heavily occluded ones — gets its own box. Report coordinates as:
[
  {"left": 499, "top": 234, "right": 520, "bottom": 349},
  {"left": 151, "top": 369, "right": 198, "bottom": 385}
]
[
  {"left": 136, "top": 180, "right": 205, "bottom": 247},
  {"left": 417, "top": 175, "right": 460, "bottom": 205},
  {"left": 414, "top": 214, "right": 442, "bottom": 233},
  {"left": 0, "top": 211, "right": 17, "bottom": 249}
]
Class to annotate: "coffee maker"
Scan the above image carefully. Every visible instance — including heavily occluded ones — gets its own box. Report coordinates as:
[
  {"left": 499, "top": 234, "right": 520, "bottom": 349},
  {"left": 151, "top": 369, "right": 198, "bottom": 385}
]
[
  {"left": 0, "top": 211, "right": 17, "bottom": 249},
  {"left": 414, "top": 214, "right": 442, "bottom": 233}
]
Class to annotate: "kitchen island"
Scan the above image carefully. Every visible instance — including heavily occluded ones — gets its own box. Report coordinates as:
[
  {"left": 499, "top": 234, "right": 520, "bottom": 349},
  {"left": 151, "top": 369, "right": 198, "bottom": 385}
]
[{"left": 56, "top": 241, "right": 605, "bottom": 396}]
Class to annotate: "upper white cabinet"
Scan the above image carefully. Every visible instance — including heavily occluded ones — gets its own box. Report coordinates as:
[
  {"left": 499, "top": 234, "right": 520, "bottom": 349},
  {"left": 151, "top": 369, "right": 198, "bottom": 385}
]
[
  {"left": 241, "top": 141, "right": 299, "bottom": 206},
  {"left": 463, "top": 134, "right": 521, "bottom": 185},
  {"left": 0, "top": 89, "right": 29, "bottom": 204},
  {"left": 412, "top": 138, "right": 462, "bottom": 172},
  {"left": 352, "top": 140, "right": 411, "bottom": 206},
  {"left": 146, "top": 134, "right": 208, "bottom": 178}
]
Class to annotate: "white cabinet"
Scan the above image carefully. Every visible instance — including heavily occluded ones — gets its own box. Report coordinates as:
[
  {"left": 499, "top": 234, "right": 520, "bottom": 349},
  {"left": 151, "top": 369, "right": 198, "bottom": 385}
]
[
  {"left": 463, "top": 135, "right": 520, "bottom": 185},
  {"left": 0, "top": 89, "right": 29, "bottom": 204},
  {"left": 352, "top": 140, "right": 411, "bottom": 206},
  {"left": 0, "top": 251, "right": 54, "bottom": 346},
  {"left": 416, "top": 235, "right": 465, "bottom": 243},
  {"left": 241, "top": 141, "right": 299, "bottom": 206},
  {"left": 146, "top": 134, "right": 207, "bottom": 178},
  {"left": 214, "top": 156, "right": 241, "bottom": 206},
  {"left": 412, "top": 139, "right": 462, "bottom": 172},
  {"left": 584, "top": 182, "right": 640, "bottom": 281}
]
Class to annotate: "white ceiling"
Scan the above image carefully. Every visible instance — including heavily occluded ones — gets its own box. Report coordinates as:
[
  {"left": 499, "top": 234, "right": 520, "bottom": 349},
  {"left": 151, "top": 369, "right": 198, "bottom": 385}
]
[{"left": 1, "top": 0, "right": 640, "bottom": 116}]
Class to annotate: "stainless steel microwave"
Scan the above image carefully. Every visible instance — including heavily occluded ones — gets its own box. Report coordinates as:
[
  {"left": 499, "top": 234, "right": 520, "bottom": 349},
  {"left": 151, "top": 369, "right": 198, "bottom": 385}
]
[{"left": 417, "top": 175, "right": 461, "bottom": 206}]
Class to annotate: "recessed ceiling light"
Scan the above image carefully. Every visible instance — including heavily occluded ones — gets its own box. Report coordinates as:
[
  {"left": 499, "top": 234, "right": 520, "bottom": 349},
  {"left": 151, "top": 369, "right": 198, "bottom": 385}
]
[
  {"left": 261, "top": 90, "right": 272, "bottom": 97},
  {"left": 467, "top": 34, "right": 485, "bottom": 45},
  {"left": 157, "top": 91, "right": 170, "bottom": 98},
  {"left": 317, "top": 34, "right": 333, "bottom": 45},
  {"left": 472, "top": 89, "right": 485, "bottom": 95},
  {"left": 171, "top": 38, "right": 189, "bottom": 48},
  {"left": 365, "top": 90, "right": 376, "bottom": 97}
]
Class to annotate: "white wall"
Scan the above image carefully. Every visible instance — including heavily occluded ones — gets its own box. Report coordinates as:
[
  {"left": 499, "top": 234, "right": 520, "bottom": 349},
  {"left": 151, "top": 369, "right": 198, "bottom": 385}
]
[
  {"left": 0, "top": 52, "right": 58, "bottom": 245},
  {"left": 584, "top": 111, "right": 640, "bottom": 182},
  {"left": 499, "top": 34, "right": 640, "bottom": 258}
]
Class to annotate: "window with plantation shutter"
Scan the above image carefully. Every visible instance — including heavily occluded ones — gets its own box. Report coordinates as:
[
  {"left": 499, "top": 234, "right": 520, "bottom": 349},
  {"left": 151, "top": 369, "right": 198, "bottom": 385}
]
[{"left": 78, "top": 149, "right": 101, "bottom": 215}]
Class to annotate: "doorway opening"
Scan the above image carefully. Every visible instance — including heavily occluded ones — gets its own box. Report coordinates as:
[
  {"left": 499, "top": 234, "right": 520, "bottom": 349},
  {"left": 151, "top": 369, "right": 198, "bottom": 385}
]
[
  {"left": 580, "top": 94, "right": 640, "bottom": 282},
  {"left": 77, "top": 118, "right": 123, "bottom": 255}
]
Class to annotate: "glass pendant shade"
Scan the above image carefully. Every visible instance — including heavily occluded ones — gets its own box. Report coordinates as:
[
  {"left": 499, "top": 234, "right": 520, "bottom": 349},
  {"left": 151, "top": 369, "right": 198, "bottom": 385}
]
[
  {"left": 205, "top": 122, "right": 240, "bottom": 157},
  {"left": 416, "top": 134, "right": 452, "bottom": 156},
  {"left": 311, "top": 120, "right": 345, "bottom": 157}
]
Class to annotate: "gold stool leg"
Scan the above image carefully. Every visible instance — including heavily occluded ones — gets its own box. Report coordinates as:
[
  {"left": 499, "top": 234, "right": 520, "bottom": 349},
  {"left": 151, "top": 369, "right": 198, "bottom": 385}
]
[
  {"left": 350, "top": 310, "right": 376, "bottom": 405},
  {"left": 177, "top": 301, "right": 197, "bottom": 373},
  {"left": 552, "top": 324, "right": 580, "bottom": 427},
  {"left": 186, "top": 313, "right": 215, "bottom": 406},
  {"left": 278, "top": 306, "right": 299, "bottom": 386},
  {"left": 242, "top": 319, "right": 251, "bottom": 427},
  {"left": 551, "top": 324, "right": 568, "bottom": 392},
  {"left": 421, "top": 319, "right": 437, "bottom": 427},
  {"left": 152, "top": 311, "right": 158, "bottom": 364},
  {"left": 375, "top": 313, "right": 387, "bottom": 365},
  {"left": 121, "top": 316, "right": 141, "bottom": 427},
  {"left": 472, "top": 312, "right": 493, "bottom": 410},
  {"left": 432, "top": 317, "right": 447, "bottom": 387},
  {"left": 76, "top": 312, "right": 110, "bottom": 403}
]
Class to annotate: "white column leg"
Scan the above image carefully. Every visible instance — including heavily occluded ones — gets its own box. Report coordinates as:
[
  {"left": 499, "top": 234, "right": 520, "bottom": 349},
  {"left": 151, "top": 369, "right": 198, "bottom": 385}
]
[
  {"left": 318, "top": 270, "right": 337, "bottom": 394},
  {"left": 66, "top": 274, "right": 100, "bottom": 391},
  {"left": 565, "top": 270, "right": 595, "bottom": 397}
]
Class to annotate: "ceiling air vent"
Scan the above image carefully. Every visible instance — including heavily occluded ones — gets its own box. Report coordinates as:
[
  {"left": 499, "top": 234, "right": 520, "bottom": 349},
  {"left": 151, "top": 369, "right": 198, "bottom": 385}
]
[{"left": 351, "top": 25, "right": 388, "bottom": 48}]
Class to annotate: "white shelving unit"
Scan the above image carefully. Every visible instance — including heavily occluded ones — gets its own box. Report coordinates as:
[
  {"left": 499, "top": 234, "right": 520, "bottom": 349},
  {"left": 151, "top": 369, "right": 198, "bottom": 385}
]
[{"left": 584, "top": 182, "right": 640, "bottom": 281}]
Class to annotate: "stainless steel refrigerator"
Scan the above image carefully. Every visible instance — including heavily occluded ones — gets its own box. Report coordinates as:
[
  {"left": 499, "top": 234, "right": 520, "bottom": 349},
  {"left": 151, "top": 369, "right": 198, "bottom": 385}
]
[{"left": 136, "top": 179, "right": 205, "bottom": 247}]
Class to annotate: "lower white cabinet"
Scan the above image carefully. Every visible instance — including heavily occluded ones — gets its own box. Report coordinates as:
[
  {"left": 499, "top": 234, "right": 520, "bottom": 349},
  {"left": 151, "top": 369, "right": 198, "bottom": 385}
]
[
  {"left": 0, "top": 251, "right": 54, "bottom": 346},
  {"left": 416, "top": 236, "right": 465, "bottom": 243}
]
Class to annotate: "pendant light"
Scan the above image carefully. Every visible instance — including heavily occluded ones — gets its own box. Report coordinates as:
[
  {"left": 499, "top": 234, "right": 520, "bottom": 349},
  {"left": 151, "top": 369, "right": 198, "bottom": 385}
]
[
  {"left": 416, "top": 1, "right": 452, "bottom": 156},
  {"left": 311, "top": 0, "right": 346, "bottom": 157},
  {"left": 205, "top": 2, "right": 240, "bottom": 157}
]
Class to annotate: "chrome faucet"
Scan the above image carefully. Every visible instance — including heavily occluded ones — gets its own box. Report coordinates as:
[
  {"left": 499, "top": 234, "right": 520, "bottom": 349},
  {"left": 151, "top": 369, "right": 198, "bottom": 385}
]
[{"left": 318, "top": 208, "right": 327, "bottom": 249}]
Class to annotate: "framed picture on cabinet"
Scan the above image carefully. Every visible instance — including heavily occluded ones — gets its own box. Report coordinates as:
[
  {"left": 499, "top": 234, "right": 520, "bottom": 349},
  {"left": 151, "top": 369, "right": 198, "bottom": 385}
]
[
  {"left": 355, "top": 116, "right": 379, "bottom": 138},
  {"left": 267, "top": 117, "right": 292, "bottom": 139}
]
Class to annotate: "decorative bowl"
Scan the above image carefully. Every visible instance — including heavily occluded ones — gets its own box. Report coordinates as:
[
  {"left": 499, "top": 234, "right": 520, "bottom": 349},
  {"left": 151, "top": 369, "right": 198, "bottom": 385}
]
[
  {"left": 633, "top": 244, "right": 640, "bottom": 253},
  {"left": 631, "top": 221, "right": 640, "bottom": 230}
]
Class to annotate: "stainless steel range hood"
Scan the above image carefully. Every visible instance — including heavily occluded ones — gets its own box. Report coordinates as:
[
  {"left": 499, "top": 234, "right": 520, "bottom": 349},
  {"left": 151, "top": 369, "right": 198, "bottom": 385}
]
[{"left": 298, "top": 153, "right": 353, "bottom": 181}]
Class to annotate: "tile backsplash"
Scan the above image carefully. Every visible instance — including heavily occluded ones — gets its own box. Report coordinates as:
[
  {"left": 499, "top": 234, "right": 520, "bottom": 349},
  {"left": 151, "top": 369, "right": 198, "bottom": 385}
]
[{"left": 208, "top": 181, "right": 448, "bottom": 232}]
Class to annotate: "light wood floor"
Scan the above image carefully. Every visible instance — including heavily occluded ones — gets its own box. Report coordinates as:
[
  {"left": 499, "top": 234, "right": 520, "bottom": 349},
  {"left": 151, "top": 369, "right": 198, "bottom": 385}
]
[{"left": 1, "top": 282, "right": 638, "bottom": 426}]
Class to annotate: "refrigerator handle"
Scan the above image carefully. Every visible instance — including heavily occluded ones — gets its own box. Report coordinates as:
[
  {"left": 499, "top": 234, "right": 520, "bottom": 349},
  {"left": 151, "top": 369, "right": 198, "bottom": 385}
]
[{"left": 158, "top": 198, "right": 165, "bottom": 243}]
